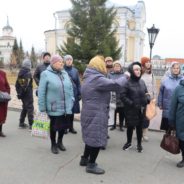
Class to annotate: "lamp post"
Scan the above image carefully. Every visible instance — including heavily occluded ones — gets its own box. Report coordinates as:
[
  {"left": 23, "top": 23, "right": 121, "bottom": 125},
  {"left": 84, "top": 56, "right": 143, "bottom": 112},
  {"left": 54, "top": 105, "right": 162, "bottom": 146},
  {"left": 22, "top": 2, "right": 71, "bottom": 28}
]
[{"left": 147, "top": 24, "right": 159, "bottom": 60}]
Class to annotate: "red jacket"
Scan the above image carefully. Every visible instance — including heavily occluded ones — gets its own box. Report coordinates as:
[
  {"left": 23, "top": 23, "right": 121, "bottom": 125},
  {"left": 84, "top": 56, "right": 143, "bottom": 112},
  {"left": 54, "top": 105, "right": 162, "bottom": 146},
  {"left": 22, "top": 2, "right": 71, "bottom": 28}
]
[{"left": 0, "top": 70, "right": 10, "bottom": 124}]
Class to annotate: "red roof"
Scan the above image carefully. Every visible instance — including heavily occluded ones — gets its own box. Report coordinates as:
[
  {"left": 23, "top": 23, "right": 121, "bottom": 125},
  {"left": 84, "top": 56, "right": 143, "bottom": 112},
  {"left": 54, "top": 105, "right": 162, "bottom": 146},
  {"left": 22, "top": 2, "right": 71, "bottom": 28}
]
[{"left": 165, "top": 58, "right": 184, "bottom": 64}]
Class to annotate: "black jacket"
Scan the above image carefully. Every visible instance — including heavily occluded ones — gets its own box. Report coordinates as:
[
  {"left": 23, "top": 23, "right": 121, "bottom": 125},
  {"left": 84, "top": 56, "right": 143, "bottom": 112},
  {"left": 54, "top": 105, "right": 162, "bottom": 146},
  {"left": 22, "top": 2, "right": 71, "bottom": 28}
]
[
  {"left": 120, "top": 62, "right": 149, "bottom": 126},
  {"left": 33, "top": 63, "right": 50, "bottom": 86},
  {"left": 15, "top": 67, "right": 33, "bottom": 99}
]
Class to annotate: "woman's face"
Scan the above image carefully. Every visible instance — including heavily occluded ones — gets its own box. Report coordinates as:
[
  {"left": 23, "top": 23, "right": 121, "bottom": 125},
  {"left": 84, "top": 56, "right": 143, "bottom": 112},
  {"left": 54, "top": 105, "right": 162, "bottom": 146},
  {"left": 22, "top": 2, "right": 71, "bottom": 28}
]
[
  {"left": 171, "top": 64, "right": 180, "bottom": 75},
  {"left": 113, "top": 64, "right": 121, "bottom": 72},
  {"left": 65, "top": 58, "right": 73, "bottom": 67},
  {"left": 133, "top": 65, "right": 141, "bottom": 77},
  {"left": 52, "top": 59, "right": 64, "bottom": 70},
  {"left": 145, "top": 62, "right": 151, "bottom": 69}
]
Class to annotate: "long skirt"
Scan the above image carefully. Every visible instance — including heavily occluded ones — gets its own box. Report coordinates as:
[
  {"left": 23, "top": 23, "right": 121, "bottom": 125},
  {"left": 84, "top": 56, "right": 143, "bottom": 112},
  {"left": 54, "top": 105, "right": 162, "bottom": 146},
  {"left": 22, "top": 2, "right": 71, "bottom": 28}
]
[{"left": 49, "top": 114, "right": 72, "bottom": 131}]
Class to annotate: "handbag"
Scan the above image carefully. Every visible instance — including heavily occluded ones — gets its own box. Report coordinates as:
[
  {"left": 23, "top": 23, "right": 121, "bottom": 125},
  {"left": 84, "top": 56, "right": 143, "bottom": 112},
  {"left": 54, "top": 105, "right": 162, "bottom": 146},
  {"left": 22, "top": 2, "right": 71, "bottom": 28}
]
[
  {"left": 145, "top": 98, "right": 157, "bottom": 120},
  {"left": 31, "top": 112, "right": 50, "bottom": 139},
  {"left": 0, "top": 91, "right": 11, "bottom": 102},
  {"left": 160, "top": 131, "right": 180, "bottom": 154}
]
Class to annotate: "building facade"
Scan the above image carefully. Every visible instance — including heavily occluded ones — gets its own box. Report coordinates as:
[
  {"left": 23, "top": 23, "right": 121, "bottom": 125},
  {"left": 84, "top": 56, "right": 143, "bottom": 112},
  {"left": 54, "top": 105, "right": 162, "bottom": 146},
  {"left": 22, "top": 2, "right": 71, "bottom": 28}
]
[
  {"left": 44, "top": 1, "right": 146, "bottom": 65},
  {"left": 0, "top": 17, "right": 15, "bottom": 66}
]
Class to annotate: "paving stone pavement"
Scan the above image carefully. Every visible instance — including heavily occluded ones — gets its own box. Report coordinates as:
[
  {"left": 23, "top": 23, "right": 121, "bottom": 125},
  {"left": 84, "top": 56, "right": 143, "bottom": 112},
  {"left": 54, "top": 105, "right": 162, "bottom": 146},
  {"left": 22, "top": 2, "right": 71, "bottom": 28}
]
[
  {"left": 2, "top": 86, "right": 184, "bottom": 184},
  {"left": 1, "top": 110, "right": 184, "bottom": 184}
]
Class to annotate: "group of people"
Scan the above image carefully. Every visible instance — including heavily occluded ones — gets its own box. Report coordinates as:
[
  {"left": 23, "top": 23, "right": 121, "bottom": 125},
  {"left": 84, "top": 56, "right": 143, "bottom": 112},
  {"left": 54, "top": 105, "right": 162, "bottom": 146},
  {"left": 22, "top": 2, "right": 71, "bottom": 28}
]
[
  {"left": 1, "top": 52, "right": 81, "bottom": 155},
  {"left": 0, "top": 53, "right": 184, "bottom": 175}
]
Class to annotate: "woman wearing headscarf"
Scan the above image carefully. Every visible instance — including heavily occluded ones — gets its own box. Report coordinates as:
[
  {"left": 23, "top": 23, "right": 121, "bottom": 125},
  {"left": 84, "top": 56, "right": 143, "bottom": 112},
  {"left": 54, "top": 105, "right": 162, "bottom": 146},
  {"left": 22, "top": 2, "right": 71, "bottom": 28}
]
[
  {"left": 0, "top": 69, "right": 10, "bottom": 137},
  {"left": 38, "top": 55, "right": 74, "bottom": 154},
  {"left": 158, "top": 61, "right": 183, "bottom": 132},
  {"left": 80, "top": 55, "right": 126, "bottom": 174},
  {"left": 120, "top": 62, "right": 150, "bottom": 153}
]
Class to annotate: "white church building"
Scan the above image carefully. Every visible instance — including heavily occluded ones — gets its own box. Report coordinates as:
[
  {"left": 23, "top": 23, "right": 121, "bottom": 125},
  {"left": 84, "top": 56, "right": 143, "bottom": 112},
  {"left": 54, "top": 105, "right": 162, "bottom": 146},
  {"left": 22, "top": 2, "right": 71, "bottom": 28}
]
[
  {"left": 44, "top": 1, "right": 146, "bottom": 65},
  {"left": 0, "top": 17, "right": 15, "bottom": 66}
]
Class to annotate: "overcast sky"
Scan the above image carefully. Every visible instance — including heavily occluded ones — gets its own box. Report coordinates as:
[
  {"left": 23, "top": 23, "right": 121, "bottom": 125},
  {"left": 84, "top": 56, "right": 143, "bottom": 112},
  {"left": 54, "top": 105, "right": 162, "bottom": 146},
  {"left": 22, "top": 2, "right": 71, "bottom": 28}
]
[{"left": 0, "top": 0, "right": 183, "bottom": 59}]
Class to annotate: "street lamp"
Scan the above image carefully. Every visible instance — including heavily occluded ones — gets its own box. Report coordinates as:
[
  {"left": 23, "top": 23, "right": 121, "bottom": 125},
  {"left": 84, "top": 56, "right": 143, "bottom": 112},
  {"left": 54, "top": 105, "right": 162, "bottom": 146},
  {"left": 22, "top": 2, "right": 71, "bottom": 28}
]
[{"left": 147, "top": 24, "right": 159, "bottom": 60}]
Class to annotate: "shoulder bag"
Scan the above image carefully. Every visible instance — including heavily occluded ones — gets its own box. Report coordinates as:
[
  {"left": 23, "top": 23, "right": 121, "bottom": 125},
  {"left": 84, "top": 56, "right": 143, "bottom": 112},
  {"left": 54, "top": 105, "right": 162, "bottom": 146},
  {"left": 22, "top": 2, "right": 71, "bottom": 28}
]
[
  {"left": 160, "top": 131, "right": 180, "bottom": 154},
  {"left": 146, "top": 98, "right": 157, "bottom": 120}
]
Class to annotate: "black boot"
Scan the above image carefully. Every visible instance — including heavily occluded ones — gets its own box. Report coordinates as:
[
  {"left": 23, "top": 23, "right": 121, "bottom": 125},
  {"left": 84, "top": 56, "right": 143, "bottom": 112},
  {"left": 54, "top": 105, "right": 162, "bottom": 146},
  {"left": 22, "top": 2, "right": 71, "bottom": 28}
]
[
  {"left": 177, "top": 158, "right": 184, "bottom": 168},
  {"left": 120, "top": 126, "right": 124, "bottom": 132},
  {"left": 28, "top": 120, "right": 33, "bottom": 131},
  {"left": 69, "top": 128, "right": 77, "bottom": 134},
  {"left": 80, "top": 156, "right": 89, "bottom": 166},
  {"left": 57, "top": 139, "right": 66, "bottom": 151},
  {"left": 19, "top": 123, "right": 28, "bottom": 129},
  {"left": 0, "top": 131, "right": 6, "bottom": 137},
  {"left": 110, "top": 126, "right": 116, "bottom": 131},
  {"left": 51, "top": 144, "right": 59, "bottom": 154},
  {"left": 64, "top": 129, "right": 68, "bottom": 134},
  {"left": 86, "top": 163, "right": 105, "bottom": 174}
]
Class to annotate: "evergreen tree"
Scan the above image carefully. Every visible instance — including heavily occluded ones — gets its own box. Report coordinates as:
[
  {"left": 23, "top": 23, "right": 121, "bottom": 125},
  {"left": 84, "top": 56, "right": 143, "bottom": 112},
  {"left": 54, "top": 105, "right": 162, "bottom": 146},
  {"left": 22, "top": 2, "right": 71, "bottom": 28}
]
[
  {"left": 30, "top": 46, "right": 37, "bottom": 68},
  {"left": 12, "top": 38, "right": 19, "bottom": 67},
  {"left": 59, "top": 0, "right": 122, "bottom": 63},
  {"left": 19, "top": 40, "right": 25, "bottom": 67}
]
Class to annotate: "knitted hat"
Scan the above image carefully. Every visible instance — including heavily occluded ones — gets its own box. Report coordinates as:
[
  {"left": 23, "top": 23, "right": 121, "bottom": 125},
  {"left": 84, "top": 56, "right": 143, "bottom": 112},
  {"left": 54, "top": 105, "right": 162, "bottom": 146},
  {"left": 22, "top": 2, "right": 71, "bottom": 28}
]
[
  {"left": 141, "top": 57, "right": 150, "bottom": 66},
  {"left": 64, "top": 55, "right": 73, "bottom": 62},
  {"left": 88, "top": 55, "right": 107, "bottom": 74},
  {"left": 105, "top": 56, "right": 113, "bottom": 62},
  {"left": 22, "top": 58, "right": 32, "bottom": 69},
  {"left": 50, "top": 55, "right": 63, "bottom": 66},
  {"left": 113, "top": 60, "right": 122, "bottom": 68},
  {"left": 43, "top": 52, "right": 51, "bottom": 58}
]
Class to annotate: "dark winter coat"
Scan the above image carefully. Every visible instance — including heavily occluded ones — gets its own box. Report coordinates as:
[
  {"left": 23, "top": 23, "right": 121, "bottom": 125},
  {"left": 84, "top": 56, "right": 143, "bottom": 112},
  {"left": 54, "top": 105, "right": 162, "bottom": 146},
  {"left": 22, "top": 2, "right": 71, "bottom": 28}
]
[
  {"left": 64, "top": 66, "right": 81, "bottom": 113},
  {"left": 81, "top": 68, "right": 126, "bottom": 147},
  {"left": 0, "top": 70, "right": 10, "bottom": 124},
  {"left": 108, "top": 71, "right": 125, "bottom": 107},
  {"left": 15, "top": 67, "right": 33, "bottom": 100},
  {"left": 120, "top": 62, "right": 149, "bottom": 127},
  {"left": 169, "top": 80, "right": 184, "bottom": 141},
  {"left": 33, "top": 63, "right": 50, "bottom": 86}
]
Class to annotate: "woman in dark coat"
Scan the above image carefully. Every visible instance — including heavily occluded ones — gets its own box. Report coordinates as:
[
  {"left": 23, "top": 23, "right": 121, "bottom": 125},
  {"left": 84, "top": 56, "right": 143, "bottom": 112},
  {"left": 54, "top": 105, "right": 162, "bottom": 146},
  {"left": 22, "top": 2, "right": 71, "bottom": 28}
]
[
  {"left": 64, "top": 54, "right": 81, "bottom": 134},
  {"left": 169, "top": 80, "right": 184, "bottom": 168},
  {"left": 120, "top": 62, "right": 150, "bottom": 153},
  {"left": 80, "top": 55, "right": 126, "bottom": 174},
  {"left": 0, "top": 69, "right": 10, "bottom": 137}
]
